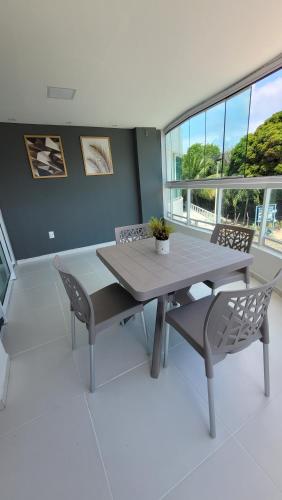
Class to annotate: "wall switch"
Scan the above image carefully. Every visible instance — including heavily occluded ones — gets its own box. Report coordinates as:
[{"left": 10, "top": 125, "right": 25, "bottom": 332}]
[{"left": 48, "top": 231, "right": 55, "bottom": 239}]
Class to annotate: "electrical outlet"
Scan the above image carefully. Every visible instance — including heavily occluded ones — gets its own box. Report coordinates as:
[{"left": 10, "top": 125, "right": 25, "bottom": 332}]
[{"left": 48, "top": 231, "right": 55, "bottom": 239}]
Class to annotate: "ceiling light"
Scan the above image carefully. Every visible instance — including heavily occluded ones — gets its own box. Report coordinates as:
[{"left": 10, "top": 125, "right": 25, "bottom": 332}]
[{"left": 47, "top": 86, "right": 76, "bottom": 100}]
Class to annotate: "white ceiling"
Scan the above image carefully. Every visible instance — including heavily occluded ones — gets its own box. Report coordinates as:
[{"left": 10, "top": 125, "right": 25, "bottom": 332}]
[{"left": 0, "top": 0, "right": 281, "bottom": 129}]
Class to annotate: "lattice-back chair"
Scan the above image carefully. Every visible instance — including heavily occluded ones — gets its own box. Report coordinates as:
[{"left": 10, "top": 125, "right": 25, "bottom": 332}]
[
  {"left": 115, "top": 223, "right": 151, "bottom": 244},
  {"left": 205, "top": 223, "right": 255, "bottom": 294},
  {"left": 115, "top": 222, "right": 154, "bottom": 329},
  {"left": 166, "top": 270, "right": 281, "bottom": 438},
  {"left": 53, "top": 255, "right": 149, "bottom": 393}
]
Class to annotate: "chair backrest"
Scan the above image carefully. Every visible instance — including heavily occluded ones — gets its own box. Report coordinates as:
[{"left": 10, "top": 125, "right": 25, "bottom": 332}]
[
  {"left": 115, "top": 223, "right": 151, "bottom": 244},
  {"left": 53, "top": 255, "right": 95, "bottom": 331},
  {"left": 204, "top": 270, "right": 281, "bottom": 356},
  {"left": 210, "top": 224, "right": 254, "bottom": 253}
]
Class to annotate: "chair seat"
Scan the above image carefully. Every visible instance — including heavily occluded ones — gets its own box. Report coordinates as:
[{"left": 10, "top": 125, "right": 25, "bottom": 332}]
[
  {"left": 166, "top": 296, "right": 214, "bottom": 356},
  {"left": 205, "top": 269, "right": 246, "bottom": 290},
  {"left": 90, "top": 283, "right": 143, "bottom": 333}
]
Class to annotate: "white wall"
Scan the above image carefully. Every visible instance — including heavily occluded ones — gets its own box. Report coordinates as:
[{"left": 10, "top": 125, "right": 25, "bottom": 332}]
[{"left": 168, "top": 220, "right": 282, "bottom": 295}]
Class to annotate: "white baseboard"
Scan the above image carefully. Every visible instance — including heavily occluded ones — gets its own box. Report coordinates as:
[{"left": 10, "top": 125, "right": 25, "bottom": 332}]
[{"left": 17, "top": 240, "right": 116, "bottom": 265}]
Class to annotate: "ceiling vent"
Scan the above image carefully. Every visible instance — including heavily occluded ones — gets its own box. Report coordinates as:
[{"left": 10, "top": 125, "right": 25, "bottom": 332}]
[{"left": 47, "top": 86, "right": 76, "bottom": 100}]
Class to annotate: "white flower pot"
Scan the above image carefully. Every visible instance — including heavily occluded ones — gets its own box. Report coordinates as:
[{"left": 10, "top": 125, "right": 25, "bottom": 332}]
[{"left": 155, "top": 238, "right": 170, "bottom": 255}]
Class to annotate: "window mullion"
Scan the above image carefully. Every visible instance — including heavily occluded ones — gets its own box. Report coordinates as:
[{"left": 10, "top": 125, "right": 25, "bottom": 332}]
[
  {"left": 215, "top": 188, "right": 223, "bottom": 224},
  {"left": 259, "top": 188, "right": 271, "bottom": 246},
  {"left": 187, "top": 189, "right": 191, "bottom": 225}
]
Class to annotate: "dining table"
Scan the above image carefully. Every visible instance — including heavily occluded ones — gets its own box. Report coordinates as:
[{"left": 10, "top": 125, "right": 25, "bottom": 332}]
[{"left": 96, "top": 232, "right": 253, "bottom": 379}]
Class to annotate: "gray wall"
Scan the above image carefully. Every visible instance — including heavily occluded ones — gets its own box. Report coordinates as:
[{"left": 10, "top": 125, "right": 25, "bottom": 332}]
[
  {"left": 0, "top": 123, "right": 163, "bottom": 260},
  {"left": 135, "top": 128, "right": 163, "bottom": 222}
]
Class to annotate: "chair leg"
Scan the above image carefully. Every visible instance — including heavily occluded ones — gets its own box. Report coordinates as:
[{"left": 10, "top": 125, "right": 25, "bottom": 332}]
[
  {"left": 263, "top": 343, "right": 270, "bottom": 397},
  {"left": 71, "top": 310, "right": 76, "bottom": 350},
  {"left": 207, "top": 377, "right": 216, "bottom": 438},
  {"left": 163, "top": 322, "right": 170, "bottom": 368},
  {"left": 89, "top": 344, "right": 95, "bottom": 393},
  {"left": 163, "top": 302, "right": 171, "bottom": 368},
  {"left": 140, "top": 311, "right": 150, "bottom": 355},
  {"left": 245, "top": 267, "right": 250, "bottom": 289}
]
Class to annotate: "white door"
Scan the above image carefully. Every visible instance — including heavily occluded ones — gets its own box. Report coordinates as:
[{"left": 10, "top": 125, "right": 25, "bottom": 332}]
[
  {"left": 0, "top": 211, "right": 14, "bottom": 408},
  {"left": 0, "top": 210, "right": 15, "bottom": 319}
]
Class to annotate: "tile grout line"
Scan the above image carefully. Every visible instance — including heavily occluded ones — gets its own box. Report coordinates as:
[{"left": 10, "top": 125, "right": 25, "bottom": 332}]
[
  {"left": 10, "top": 333, "right": 68, "bottom": 359},
  {"left": 158, "top": 436, "right": 234, "bottom": 500},
  {"left": 1, "top": 350, "right": 226, "bottom": 472},
  {"left": 5, "top": 278, "right": 69, "bottom": 359},
  {"left": 71, "top": 338, "right": 150, "bottom": 391},
  {"left": 169, "top": 345, "right": 282, "bottom": 437},
  {"left": 12, "top": 277, "right": 56, "bottom": 292},
  {"left": 161, "top": 353, "right": 282, "bottom": 498},
  {"left": 5, "top": 265, "right": 282, "bottom": 499},
  {"left": 0, "top": 393, "right": 83, "bottom": 441},
  {"left": 83, "top": 393, "right": 114, "bottom": 500},
  {"left": 169, "top": 361, "right": 229, "bottom": 432},
  {"left": 96, "top": 359, "right": 150, "bottom": 389},
  {"left": 233, "top": 435, "right": 282, "bottom": 494},
  {"left": 159, "top": 380, "right": 282, "bottom": 500}
]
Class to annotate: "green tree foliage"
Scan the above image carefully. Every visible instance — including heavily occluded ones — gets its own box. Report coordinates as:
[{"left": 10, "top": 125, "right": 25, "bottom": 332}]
[
  {"left": 222, "top": 188, "right": 263, "bottom": 225},
  {"left": 181, "top": 143, "right": 221, "bottom": 180},
  {"left": 229, "top": 111, "right": 282, "bottom": 177}
]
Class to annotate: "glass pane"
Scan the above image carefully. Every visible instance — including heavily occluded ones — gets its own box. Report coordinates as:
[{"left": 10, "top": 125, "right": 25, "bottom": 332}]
[
  {"left": 171, "top": 189, "right": 187, "bottom": 223},
  {"left": 264, "top": 189, "right": 282, "bottom": 252},
  {"left": 190, "top": 189, "right": 216, "bottom": 229},
  {"left": 165, "top": 123, "right": 189, "bottom": 181},
  {"left": 184, "top": 112, "right": 206, "bottom": 179},
  {"left": 224, "top": 89, "right": 251, "bottom": 176},
  {"left": 178, "top": 120, "right": 189, "bottom": 180},
  {"left": 246, "top": 69, "right": 282, "bottom": 177},
  {"left": 0, "top": 242, "right": 10, "bottom": 303},
  {"left": 165, "top": 131, "right": 173, "bottom": 182},
  {"left": 165, "top": 189, "right": 172, "bottom": 218},
  {"left": 205, "top": 102, "right": 225, "bottom": 178},
  {"left": 221, "top": 188, "right": 264, "bottom": 242}
]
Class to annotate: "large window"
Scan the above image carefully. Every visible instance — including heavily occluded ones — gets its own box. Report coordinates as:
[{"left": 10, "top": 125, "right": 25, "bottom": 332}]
[
  {"left": 205, "top": 103, "right": 225, "bottom": 178},
  {"left": 263, "top": 189, "right": 282, "bottom": 251},
  {"left": 169, "top": 188, "right": 187, "bottom": 222},
  {"left": 166, "top": 186, "right": 282, "bottom": 253},
  {"left": 165, "top": 65, "right": 282, "bottom": 254},
  {"left": 223, "top": 89, "right": 251, "bottom": 176},
  {"left": 166, "top": 67, "right": 282, "bottom": 182},
  {"left": 190, "top": 189, "right": 216, "bottom": 230},
  {"left": 221, "top": 188, "right": 264, "bottom": 242}
]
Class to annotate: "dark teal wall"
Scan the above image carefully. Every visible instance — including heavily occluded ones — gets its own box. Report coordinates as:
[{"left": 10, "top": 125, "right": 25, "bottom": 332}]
[
  {"left": 134, "top": 128, "right": 163, "bottom": 222},
  {"left": 0, "top": 123, "right": 163, "bottom": 259}
]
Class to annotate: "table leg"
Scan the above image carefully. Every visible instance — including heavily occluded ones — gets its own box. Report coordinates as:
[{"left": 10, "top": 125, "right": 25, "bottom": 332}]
[{"left": 151, "top": 294, "right": 168, "bottom": 378}]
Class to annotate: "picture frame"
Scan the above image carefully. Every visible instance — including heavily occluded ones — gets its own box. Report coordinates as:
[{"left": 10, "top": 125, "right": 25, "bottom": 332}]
[
  {"left": 80, "top": 136, "right": 113, "bottom": 176},
  {"left": 24, "top": 135, "right": 68, "bottom": 179}
]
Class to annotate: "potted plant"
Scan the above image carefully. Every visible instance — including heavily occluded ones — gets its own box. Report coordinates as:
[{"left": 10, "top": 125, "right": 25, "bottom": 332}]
[{"left": 149, "top": 217, "right": 173, "bottom": 255}]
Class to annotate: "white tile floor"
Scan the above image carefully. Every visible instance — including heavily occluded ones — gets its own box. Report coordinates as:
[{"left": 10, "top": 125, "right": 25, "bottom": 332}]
[{"left": 1, "top": 247, "right": 282, "bottom": 500}]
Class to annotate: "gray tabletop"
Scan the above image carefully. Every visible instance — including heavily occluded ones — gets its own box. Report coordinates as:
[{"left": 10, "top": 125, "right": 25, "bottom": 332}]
[{"left": 96, "top": 232, "right": 253, "bottom": 301}]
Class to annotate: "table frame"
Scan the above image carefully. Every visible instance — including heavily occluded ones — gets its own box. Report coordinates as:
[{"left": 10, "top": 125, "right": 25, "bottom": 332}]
[{"left": 97, "top": 233, "right": 253, "bottom": 378}]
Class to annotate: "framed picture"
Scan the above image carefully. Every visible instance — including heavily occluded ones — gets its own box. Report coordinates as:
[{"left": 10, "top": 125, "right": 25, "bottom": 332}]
[
  {"left": 24, "top": 135, "right": 67, "bottom": 179},
  {"left": 80, "top": 136, "right": 113, "bottom": 176}
]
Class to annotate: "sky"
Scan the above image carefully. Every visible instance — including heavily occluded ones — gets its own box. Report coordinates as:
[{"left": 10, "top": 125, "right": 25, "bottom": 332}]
[
  {"left": 249, "top": 69, "right": 282, "bottom": 132},
  {"left": 177, "top": 67, "right": 282, "bottom": 153}
]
